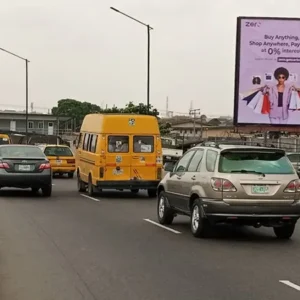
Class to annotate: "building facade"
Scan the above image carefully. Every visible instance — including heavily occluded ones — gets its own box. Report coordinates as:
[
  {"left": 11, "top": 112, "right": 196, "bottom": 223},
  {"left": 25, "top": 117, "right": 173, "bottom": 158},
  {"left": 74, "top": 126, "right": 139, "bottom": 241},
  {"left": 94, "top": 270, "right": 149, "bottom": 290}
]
[
  {"left": 0, "top": 111, "right": 71, "bottom": 135},
  {"left": 171, "top": 122, "right": 237, "bottom": 139}
]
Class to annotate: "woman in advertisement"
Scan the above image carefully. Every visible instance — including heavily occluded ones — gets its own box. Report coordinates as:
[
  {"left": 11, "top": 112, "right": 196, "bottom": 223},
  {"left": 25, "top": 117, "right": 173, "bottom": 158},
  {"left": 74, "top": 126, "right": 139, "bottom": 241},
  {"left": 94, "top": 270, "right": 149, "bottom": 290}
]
[
  {"left": 268, "top": 67, "right": 292, "bottom": 124},
  {"left": 242, "top": 67, "right": 300, "bottom": 125}
]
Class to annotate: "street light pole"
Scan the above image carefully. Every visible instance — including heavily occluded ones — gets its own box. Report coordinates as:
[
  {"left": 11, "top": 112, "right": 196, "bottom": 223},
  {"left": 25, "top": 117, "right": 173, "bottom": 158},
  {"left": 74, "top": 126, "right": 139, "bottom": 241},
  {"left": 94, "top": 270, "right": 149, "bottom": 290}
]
[
  {"left": 25, "top": 59, "right": 29, "bottom": 143},
  {"left": 110, "top": 7, "right": 153, "bottom": 114},
  {"left": 0, "top": 47, "right": 30, "bottom": 143},
  {"left": 147, "top": 24, "right": 150, "bottom": 114}
]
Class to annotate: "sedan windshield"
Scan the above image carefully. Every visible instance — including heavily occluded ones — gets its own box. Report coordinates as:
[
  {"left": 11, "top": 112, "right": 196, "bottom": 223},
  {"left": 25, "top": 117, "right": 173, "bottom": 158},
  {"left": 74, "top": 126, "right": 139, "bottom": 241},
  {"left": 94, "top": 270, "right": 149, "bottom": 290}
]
[{"left": 0, "top": 146, "right": 45, "bottom": 158}]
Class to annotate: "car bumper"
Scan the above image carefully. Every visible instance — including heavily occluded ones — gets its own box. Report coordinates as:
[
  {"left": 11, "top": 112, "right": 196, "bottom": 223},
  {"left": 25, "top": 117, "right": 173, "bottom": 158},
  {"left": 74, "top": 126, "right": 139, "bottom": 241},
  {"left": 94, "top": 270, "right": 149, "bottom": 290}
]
[
  {"left": 0, "top": 173, "right": 52, "bottom": 188},
  {"left": 96, "top": 180, "right": 160, "bottom": 190},
  {"left": 202, "top": 199, "right": 300, "bottom": 218},
  {"left": 52, "top": 167, "right": 75, "bottom": 173}
]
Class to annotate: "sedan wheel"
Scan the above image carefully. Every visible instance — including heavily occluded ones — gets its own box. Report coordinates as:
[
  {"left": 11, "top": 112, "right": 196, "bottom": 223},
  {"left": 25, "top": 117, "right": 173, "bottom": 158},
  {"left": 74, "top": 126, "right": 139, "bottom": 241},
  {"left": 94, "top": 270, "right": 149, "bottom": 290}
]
[
  {"left": 31, "top": 187, "right": 40, "bottom": 194},
  {"left": 41, "top": 185, "right": 52, "bottom": 197}
]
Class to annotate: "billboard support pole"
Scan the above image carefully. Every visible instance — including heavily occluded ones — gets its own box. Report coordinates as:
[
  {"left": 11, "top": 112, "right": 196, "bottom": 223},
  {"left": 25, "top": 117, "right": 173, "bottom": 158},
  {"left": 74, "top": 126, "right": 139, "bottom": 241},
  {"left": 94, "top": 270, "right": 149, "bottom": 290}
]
[{"left": 263, "top": 131, "right": 267, "bottom": 147}]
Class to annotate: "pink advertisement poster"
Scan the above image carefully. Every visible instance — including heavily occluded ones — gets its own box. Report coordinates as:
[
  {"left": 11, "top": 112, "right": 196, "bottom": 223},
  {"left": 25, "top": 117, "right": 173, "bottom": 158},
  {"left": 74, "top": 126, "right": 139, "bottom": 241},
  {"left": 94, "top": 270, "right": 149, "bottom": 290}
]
[{"left": 234, "top": 17, "right": 300, "bottom": 126}]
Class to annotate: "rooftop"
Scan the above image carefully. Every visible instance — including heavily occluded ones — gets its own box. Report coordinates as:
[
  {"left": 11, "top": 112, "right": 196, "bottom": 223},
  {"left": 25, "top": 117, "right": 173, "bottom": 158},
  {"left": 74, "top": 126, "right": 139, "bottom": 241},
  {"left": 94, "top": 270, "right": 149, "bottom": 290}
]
[{"left": 0, "top": 110, "right": 53, "bottom": 116}]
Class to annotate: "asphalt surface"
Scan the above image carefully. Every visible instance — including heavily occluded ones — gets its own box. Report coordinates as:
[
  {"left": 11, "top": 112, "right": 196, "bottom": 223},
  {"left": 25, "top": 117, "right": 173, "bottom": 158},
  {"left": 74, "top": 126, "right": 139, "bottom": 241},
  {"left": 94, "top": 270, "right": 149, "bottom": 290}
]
[{"left": 0, "top": 178, "right": 300, "bottom": 300}]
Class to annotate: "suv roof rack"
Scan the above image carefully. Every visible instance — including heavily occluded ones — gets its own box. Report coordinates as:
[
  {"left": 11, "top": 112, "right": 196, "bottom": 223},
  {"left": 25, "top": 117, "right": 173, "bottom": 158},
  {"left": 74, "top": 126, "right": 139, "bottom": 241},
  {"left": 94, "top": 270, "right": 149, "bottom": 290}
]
[{"left": 196, "top": 140, "right": 276, "bottom": 149}]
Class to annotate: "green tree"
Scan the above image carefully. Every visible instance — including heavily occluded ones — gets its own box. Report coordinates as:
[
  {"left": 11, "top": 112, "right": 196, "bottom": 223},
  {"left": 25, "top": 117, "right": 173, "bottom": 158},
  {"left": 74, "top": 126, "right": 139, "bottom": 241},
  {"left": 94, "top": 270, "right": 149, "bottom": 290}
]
[
  {"left": 52, "top": 99, "right": 101, "bottom": 127},
  {"left": 159, "top": 122, "right": 172, "bottom": 135},
  {"left": 52, "top": 99, "right": 163, "bottom": 131},
  {"left": 120, "top": 102, "right": 159, "bottom": 116}
]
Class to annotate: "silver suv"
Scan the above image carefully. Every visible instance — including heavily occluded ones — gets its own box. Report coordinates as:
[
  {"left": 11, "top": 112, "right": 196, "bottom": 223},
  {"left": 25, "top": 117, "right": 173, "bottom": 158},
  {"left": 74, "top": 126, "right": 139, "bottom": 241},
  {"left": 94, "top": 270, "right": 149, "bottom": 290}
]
[
  {"left": 286, "top": 152, "right": 300, "bottom": 176},
  {"left": 157, "top": 145, "right": 300, "bottom": 239}
]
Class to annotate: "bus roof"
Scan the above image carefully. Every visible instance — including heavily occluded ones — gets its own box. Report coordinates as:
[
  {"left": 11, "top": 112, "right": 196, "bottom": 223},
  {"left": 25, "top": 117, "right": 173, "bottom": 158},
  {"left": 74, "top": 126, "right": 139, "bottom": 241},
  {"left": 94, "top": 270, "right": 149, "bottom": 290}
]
[{"left": 80, "top": 114, "right": 160, "bottom": 134}]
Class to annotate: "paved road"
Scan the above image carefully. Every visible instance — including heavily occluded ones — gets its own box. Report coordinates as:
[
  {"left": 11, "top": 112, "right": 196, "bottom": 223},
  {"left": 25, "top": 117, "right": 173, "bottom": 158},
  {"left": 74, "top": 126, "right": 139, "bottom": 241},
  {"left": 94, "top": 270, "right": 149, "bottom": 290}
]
[{"left": 0, "top": 178, "right": 300, "bottom": 300}]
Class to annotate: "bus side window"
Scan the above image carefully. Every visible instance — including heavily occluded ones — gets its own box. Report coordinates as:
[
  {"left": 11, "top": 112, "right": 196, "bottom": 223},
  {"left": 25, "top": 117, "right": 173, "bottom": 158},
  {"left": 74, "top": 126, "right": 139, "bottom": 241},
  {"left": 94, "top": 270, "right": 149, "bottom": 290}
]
[
  {"left": 83, "top": 134, "right": 90, "bottom": 151},
  {"left": 77, "top": 133, "right": 83, "bottom": 149}
]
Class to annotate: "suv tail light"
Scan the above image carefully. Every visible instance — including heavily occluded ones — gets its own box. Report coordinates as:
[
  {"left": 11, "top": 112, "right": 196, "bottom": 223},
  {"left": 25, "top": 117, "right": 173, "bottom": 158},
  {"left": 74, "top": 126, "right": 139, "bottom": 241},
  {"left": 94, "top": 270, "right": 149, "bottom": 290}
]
[
  {"left": 0, "top": 162, "right": 9, "bottom": 169},
  {"left": 39, "top": 163, "right": 51, "bottom": 170},
  {"left": 67, "top": 159, "right": 75, "bottom": 164},
  {"left": 284, "top": 180, "right": 300, "bottom": 193},
  {"left": 211, "top": 177, "right": 237, "bottom": 192}
]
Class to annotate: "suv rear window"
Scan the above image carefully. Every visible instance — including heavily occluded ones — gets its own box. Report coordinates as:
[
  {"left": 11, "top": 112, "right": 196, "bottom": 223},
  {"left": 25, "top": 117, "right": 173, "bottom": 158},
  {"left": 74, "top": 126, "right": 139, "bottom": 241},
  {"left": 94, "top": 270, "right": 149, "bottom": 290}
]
[
  {"left": 287, "top": 153, "right": 300, "bottom": 163},
  {"left": 219, "top": 150, "right": 294, "bottom": 174}
]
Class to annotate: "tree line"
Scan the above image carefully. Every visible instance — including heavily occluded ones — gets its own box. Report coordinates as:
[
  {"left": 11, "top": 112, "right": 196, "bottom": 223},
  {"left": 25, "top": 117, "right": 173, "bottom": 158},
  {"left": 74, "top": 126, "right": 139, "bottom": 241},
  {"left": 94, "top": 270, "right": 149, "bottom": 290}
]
[{"left": 52, "top": 99, "right": 171, "bottom": 135}]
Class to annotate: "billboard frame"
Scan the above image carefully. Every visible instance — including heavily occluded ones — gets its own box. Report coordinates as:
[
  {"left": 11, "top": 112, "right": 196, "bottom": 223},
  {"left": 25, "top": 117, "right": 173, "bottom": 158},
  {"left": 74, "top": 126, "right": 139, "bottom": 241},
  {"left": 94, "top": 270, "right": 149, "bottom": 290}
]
[{"left": 233, "top": 16, "right": 300, "bottom": 127}]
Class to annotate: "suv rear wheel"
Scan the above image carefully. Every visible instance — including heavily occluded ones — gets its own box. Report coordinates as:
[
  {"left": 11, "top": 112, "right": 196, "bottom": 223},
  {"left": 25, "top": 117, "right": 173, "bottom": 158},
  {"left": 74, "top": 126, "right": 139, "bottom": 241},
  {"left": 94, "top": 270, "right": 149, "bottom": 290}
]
[
  {"left": 273, "top": 224, "right": 295, "bottom": 239},
  {"left": 157, "top": 191, "right": 174, "bottom": 225},
  {"left": 191, "top": 199, "right": 211, "bottom": 238}
]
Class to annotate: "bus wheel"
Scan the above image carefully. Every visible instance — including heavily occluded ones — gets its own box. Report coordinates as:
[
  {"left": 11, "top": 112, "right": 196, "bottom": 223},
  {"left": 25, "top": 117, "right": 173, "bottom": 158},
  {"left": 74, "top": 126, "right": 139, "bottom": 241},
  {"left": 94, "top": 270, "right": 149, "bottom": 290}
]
[
  {"left": 87, "top": 175, "right": 96, "bottom": 196},
  {"left": 77, "top": 173, "right": 86, "bottom": 192}
]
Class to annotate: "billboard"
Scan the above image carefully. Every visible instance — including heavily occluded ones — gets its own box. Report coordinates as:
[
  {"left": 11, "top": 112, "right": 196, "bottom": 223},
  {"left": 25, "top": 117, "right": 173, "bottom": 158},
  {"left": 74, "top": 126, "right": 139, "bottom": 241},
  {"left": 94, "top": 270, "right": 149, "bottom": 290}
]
[{"left": 234, "top": 17, "right": 300, "bottom": 126}]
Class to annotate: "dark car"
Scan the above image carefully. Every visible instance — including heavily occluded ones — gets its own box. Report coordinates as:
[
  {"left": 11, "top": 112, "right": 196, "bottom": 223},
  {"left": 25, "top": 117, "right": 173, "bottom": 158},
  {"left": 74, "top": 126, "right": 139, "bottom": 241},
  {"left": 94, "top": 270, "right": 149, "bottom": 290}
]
[{"left": 0, "top": 145, "right": 52, "bottom": 197}]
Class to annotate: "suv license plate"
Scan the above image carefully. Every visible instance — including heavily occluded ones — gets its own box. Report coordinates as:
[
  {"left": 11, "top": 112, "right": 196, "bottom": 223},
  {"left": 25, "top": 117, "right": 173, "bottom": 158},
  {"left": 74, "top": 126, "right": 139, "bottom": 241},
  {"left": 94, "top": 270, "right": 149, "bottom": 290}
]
[{"left": 252, "top": 185, "right": 269, "bottom": 194}]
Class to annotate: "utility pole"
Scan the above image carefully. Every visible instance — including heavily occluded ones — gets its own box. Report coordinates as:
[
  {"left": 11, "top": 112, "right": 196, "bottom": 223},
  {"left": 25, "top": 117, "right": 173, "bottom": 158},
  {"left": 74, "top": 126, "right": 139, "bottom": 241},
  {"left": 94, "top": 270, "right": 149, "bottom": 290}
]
[
  {"left": 189, "top": 108, "right": 201, "bottom": 138},
  {"left": 166, "top": 96, "right": 169, "bottom": 117}
]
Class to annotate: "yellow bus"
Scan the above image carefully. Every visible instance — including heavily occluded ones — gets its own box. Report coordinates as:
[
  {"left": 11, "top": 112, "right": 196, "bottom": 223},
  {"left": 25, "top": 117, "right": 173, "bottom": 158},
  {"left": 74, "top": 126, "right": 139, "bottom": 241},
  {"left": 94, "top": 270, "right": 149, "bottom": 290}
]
[{"left": 75, "top": 114, "right": 162, "bottom": 197}]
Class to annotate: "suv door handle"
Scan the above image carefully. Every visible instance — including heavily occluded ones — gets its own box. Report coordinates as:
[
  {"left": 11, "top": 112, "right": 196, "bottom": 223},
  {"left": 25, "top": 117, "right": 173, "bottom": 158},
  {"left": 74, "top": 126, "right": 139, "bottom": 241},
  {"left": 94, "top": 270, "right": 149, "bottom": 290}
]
[{"left": 191, "top": 175, "right": 196, "bottom": 180}]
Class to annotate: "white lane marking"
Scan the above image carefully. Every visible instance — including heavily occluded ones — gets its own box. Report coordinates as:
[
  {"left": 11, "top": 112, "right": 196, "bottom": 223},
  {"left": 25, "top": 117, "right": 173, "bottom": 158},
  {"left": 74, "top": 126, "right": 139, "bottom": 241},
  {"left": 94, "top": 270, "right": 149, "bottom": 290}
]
[
  {"left": 280, "top": 280, "right": 300, "bottom": 291},
  {"left": 80, "top": 194, "right": 100, "bottom": 202},
  {"left": 143, "top": 219, "right": 181, "bottom": 234}
]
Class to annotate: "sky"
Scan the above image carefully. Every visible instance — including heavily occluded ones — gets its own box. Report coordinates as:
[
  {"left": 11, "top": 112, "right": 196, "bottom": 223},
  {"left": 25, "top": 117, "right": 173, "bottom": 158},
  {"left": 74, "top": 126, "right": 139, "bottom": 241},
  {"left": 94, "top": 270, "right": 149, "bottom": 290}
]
[{"left": 0, "top": 0, "right": 300, "bottom": 117}]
